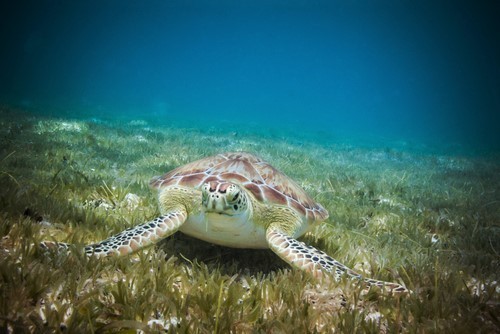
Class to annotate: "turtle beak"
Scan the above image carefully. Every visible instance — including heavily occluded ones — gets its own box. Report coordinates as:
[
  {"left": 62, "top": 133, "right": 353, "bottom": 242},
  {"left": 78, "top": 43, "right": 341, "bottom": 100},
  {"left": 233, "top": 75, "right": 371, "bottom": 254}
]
[{"left": 204, "top": 198, "right": 233, "bottom": 215}]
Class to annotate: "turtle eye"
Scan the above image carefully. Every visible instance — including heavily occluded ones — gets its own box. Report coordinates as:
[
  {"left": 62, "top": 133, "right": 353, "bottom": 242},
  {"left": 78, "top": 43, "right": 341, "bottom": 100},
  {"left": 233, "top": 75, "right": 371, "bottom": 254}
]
[{"left": 233, "top": 192, "right": 239, "bottom": 201}]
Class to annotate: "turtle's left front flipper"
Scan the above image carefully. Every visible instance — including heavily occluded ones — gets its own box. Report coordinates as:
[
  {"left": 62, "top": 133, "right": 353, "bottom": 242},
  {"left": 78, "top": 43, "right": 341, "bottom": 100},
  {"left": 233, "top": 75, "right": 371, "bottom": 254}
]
[
  {"left": 266, "top": 227, "right": 408, "bottom": 293},
  {"left": 41, "top": 209, "right": 187, "bottom": 258}
]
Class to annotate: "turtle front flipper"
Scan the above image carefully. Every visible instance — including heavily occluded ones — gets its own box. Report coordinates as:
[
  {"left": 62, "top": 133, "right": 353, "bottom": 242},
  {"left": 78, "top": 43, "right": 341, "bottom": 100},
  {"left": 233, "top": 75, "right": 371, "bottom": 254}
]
[
  {"left": 266, "top": 228, "right": 408, "bottom": 293},
  {"left": 41, "top": 209, "right": 187, "bottom": 258}
]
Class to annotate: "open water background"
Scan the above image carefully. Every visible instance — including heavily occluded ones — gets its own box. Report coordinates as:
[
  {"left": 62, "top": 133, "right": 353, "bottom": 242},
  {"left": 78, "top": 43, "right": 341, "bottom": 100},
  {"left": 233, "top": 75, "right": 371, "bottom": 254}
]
[{"left": 1, "top": 0, "right": 499, "bottom": 153}]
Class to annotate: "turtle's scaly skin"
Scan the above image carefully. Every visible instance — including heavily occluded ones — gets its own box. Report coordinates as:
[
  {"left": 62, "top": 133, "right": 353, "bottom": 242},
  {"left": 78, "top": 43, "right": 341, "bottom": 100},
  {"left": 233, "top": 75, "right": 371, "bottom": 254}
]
[{"left": 41, "top": 152, "right": 408, "bottom": 293}]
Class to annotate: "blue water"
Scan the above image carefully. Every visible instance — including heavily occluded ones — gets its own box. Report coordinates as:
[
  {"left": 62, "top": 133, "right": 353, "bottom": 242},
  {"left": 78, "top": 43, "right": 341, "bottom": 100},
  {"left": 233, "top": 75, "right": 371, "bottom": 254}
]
[{"left": 1, "top": 0, "right": 499, "bottom": 151}]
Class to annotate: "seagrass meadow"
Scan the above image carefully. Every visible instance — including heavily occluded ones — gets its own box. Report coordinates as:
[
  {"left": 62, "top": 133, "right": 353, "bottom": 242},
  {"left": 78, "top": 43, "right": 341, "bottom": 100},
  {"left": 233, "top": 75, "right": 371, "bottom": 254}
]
[{"left": 0, "top": 107, "right": 499, "bottom": 333}]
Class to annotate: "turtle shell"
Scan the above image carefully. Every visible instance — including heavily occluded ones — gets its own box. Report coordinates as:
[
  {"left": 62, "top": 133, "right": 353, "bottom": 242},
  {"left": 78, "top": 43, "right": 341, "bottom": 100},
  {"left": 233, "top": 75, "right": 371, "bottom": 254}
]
[{"left": 150, "top": 152, "right": 328, "bottom": 222}]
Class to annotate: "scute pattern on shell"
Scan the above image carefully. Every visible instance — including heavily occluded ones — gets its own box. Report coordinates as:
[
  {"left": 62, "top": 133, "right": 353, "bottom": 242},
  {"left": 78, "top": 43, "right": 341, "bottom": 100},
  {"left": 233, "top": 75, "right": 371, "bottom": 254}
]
[{"left": 150, "top": 152, "right": 328, "bottom": 222}]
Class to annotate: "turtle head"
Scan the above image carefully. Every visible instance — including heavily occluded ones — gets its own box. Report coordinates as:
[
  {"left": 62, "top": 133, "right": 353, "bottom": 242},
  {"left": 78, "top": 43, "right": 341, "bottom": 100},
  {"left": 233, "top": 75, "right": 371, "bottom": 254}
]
[{"left": 202, "top": 181, "right": 249, "bottom": 215}]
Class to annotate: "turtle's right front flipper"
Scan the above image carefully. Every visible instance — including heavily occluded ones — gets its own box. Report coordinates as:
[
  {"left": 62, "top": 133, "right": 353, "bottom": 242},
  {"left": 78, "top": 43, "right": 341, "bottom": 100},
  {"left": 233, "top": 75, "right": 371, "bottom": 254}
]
[{"left": 41, "top": 209, "right": 187, "bottom": 258}]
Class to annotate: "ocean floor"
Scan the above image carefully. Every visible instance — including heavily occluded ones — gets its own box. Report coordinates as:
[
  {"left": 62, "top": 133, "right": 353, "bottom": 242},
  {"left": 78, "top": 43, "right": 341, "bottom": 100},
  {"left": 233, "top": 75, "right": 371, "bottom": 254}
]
[{"left": 0, "top": 106, "right": 499, "bottom": 332}]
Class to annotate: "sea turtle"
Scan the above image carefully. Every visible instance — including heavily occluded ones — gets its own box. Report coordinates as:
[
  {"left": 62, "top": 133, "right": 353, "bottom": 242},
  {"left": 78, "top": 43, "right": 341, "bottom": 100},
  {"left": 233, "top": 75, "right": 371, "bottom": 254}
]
[{"left": 42, "top": 152, "right": 407, "bottom": 293}]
